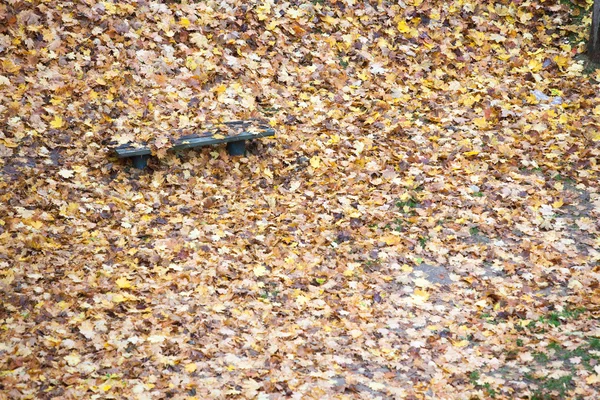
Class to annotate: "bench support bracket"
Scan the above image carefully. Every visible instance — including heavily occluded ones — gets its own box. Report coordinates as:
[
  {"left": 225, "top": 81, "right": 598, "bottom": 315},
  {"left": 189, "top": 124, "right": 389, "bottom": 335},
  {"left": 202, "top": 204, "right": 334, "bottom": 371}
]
[
  {"left": 132, "top": 155, "right": 150, "bottom": 169},
  {"left": 226, "top": 140, "right": 246, "bottom": 156}
]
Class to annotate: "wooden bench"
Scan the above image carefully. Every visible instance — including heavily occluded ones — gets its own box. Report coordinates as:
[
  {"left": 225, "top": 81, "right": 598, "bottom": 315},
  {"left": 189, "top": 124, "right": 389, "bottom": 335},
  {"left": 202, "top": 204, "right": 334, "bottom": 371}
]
[{"left": 114, "top": 120, "right": 275, "bottom": 169}]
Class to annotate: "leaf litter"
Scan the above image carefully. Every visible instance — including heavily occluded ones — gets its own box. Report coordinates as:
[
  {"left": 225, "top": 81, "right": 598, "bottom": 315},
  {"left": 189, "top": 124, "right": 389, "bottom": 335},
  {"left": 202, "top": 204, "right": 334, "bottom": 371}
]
[{"left": 1, "top": 0, "right": 600, "bottom": 398}]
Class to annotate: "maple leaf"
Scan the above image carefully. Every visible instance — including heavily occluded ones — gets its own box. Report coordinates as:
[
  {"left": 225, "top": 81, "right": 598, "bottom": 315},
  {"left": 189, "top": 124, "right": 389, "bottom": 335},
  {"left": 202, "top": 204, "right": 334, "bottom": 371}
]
[
  {"left": 147, "top": 335, "right": 166, "bottom": 344},
  {"left": 368, "top": 382, "right": 386, "bottom": 391},
  {"left": 586, "top": 374, "right": 600, "bottom": 385},
  {"left": 397, "top": 19, "right": 410, "bottom": 33},
  {"left": 184, "top": 363, "right": 197, "bottom": 373},
  {"left": 289, "top": 181, "right": 301, "bottom": 192},
  {"left": 79, "top": 320, "right": 95, "bottom": 340},
  {"left": 369, "top": 63, "right": 386, "bottom": 75},
  {"left": 64, "top": 353, "right": 81, "bottom": 366},
  {"left": 99, "top": 383, "right": 112, "bottom": 392},
  {"left": 179, "top": 17, "right": 190, "bottom": 28},
  {"left": 50, "top": 115, "right": 64, "bottom": 128},
  {"left": 116, "top": 277, "right": 132, "bottom": 289},
  {"left": 253, "top": 265, "right": 267, "bottom": 277},
  {"left": 310, "top": 156, "right": 321, "bottom": 169},
  {"left": 411, "top": 288, "right": 430, "bottom": 304},
  {"left": 58, "top": 169, "right": 74, "bottom": 179}
]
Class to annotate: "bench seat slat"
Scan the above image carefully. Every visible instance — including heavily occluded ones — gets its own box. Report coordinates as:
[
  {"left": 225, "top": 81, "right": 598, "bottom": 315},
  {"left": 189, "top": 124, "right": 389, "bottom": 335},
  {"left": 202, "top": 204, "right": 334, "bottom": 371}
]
[{"left": 114, "top": 124, "right": 275, "bottom": 158}]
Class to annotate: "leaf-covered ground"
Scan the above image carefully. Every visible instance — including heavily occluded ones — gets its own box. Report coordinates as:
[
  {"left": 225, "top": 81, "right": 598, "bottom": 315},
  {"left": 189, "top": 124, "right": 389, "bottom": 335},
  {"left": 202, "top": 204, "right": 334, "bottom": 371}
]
[{"left": 2, "top": 0, "right": 600, "bottom": 398}]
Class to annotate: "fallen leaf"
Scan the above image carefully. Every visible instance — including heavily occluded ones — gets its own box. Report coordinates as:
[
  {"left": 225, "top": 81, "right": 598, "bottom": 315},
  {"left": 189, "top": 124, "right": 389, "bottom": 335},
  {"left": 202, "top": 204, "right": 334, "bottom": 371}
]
[
  {"left": 116, "top": 277, "right": 132, "bottom": 289},
  {"left": 184, "top": 362, "right": 197, "bottom": 373},
  {"left": 253, "top": 265, "right": 267, "bottom": 277},
  {"left": 310, "top": 156, "right": 321, "bottom": 169},
  {"left": 50, "top": 115, "right": 64, "bottom": 128},
  {"left": 64, "top": 353, "right": 81, "bottom": 366},
  {"left": 58, "top": 169, "right": 75, "bottom": 179}
]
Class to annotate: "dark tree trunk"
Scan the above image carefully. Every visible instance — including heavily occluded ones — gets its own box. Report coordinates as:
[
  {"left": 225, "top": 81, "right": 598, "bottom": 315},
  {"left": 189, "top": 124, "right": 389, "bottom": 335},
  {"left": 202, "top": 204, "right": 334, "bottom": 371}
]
[{"left": 589, "top": 0, "right": 600, "bottom": 63}]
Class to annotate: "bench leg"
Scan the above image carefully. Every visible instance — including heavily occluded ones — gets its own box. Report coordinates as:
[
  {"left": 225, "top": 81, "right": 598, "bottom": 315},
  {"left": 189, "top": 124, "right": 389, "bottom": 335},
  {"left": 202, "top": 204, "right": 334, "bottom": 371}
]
[
  {"left": 226, "top": 140, "right": 246, "bottom": 156},
  {"left": 131, "top": 155, "right": 150, "bottom": 169}
]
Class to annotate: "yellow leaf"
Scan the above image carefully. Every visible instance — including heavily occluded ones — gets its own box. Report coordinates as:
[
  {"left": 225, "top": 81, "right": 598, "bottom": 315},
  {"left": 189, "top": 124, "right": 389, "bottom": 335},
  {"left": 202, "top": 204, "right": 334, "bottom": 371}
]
[
  {"left": 554, "top": 55, "right": 570, "bottom": 70},
  {"left": 519, "top": 12, "right": 533, "bottom": 23},
  {"left": 26, "top": 220, "right": 43, "bottom": 229},
  {"left": 184, "top": 363, "right": 197, "bottom": 373},
  {"left": 116, "top": 277, "right": 132, "bottom": 289},
  {"left": 322, "top": 15, "right": 338, "bottom": 25},
  {"left": 0, "top": 138, "right": 17, "bottom": 148},
  {"left": 381, "top": 235, "right": 401, "bottom": 245},
  {"left": 463, "top": 150, "right": 480, "bottom": 157},
  {"left": 558, "top": 113, "right": 569, "bottom": 124},
  {"left": 528, "top": 58, "right": 542, "bottom": 72},
  {"left": 552, "top": 198, "right": 564, "bottom": 209},
  {"left": 256, "top": 3, "right": 271, "bottom": 21},
  {"left": 587, "top": 374, "right": 600, "bottom": 385},
  {"left": 412, "top": 288, "right": 430, "bottom": 303},
  {"left": 100, "top": 383, "right": 112, "bottom": 392},
  {"left": 185, "top": 56, "right": 198, "bottom": 71},
  {"left": 452, "top": 339, "right": 469, "bottom": 348},
  {"left": 310, "top": 156, "right": 321, "bottom": 169},
  {"left": 50, "top": 115, "right": 64, "bottom": 129},
  {"left": 365, "top": 112, "right": 380, "bottom": 125},
  {"left": 589, "top": 131, "right": 600, "bottom": 142},
  {"left": 357, "top": 71, "right": 369, "bottom": 81},
  {"left": 179, "top": 17, "right": 190, "bottom": 28},
  {"left": 214, "top": 84, "right": 227, "bottom": 94},
  {"left": 473, "top": 117, "right": 487, "bottom": 129},
  {"left": 212, "top": 134, "right": 226, "bottom": 139},
  {"left": 112, "top": 293, "right": 125, "bottom": 303},
  {"left": 327, "top": 134, "right": 340, "bottom": 145},
  {"left": 397, "top": 19, "right": 410, "bottom": 33},
  {"left": 67, "top": 202, "right": 79, "bottom": 215},
  {"left": 102, "top": 1, "right": 117, "bottom": 14}
]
